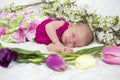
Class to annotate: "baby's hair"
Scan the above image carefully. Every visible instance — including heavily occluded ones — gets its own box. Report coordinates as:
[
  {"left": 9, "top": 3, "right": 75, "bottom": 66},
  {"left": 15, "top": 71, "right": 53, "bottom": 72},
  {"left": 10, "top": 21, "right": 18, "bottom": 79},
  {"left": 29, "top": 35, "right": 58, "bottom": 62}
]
[{"left": 75, "top": 22, "right": 94, "bottom": 45}]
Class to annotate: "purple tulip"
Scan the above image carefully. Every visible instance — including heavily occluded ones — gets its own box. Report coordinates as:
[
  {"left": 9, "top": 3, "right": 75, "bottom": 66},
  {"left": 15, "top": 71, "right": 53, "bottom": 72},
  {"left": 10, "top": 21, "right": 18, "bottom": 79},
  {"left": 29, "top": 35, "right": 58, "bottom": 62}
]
[
  {"left": 102, "top": 46, "right": 120, "bottom": 65},
  {"left": 46, "top": 54, "right": 67, "bottom": 72},
  {"left": 0, "top": 48, "right": 18, "bottom": 67}
]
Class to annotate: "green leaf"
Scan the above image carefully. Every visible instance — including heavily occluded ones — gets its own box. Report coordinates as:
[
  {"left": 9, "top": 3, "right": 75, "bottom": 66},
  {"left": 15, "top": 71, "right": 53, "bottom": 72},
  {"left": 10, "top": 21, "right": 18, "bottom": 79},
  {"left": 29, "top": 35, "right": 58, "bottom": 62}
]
[
  {"left": 0, "top": 22, "right": 7, "bottom": 26},
  {"left": 113, "top": 16, "right": 119, "bottom": 26},
  {"left": 28, "top": 58, "right": 45, "bottom": 63},
  {"left": 16, "top": 58, "right": 30, "bottom": 63},
  {"left": 6, "top": 24, "right": 13, "bottom": 28},
  {"left": 103, "top": 26, "right": 109, "bottom": 30},
  {"left": 10, "top": 16, "right": 24, "bottom": 28},
  {"left": 6, "top": 28, "right": 17, "bottom": 34},
  {"left": 1, "top": 35, "right": 14, "bottom": 43},
  {"left": 0, "top": 22, "right": 12, "bottom": 28},
  {"left": 64, "top": 0, "right": 71, "bottom": 5},
  {"left": 10, "top": 47, "right": 41, "bottom": 55},
  {"left": 30, "top": 14, "right": 36, "bottom": 19},
  {"left": 16, "top": 58, "right": 44, "bottom": 64},
  {"left": 74, "top": 46, "right": 105, "bottom": 55},
  {"left": 13, "top": 48, "right": 45, "bottom": 64},
  {"left": 12, "top": 20, "right": 19, "bottom": 27},
  {"left": 17, "top": 15, "right": 24, "bottom": 20}
]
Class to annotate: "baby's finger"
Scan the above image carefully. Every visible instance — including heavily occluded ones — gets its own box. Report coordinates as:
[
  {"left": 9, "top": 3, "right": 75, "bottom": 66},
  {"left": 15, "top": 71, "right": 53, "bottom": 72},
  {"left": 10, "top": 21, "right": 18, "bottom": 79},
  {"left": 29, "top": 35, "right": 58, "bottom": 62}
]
[
  {"left": 67, "top": 49, "right": 73, "bottom": 53},
  {"left": 64, "top": 48, "right": 73, "bottom": 54}
]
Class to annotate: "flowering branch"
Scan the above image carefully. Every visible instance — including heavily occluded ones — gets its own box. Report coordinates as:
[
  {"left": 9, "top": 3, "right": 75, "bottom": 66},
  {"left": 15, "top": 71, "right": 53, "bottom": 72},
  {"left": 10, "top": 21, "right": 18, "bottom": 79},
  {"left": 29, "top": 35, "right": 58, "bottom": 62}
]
[{"left": 0, "top": 0, "right": 53, "bottom": 13}]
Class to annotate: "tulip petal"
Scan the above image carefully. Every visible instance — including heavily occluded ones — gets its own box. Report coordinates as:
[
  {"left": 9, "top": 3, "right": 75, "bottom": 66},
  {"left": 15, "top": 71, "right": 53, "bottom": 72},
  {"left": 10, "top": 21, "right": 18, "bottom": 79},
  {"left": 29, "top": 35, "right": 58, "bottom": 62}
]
[
  {"left": 0, "top": 61, "right": 11, "bottom": 67},
  {"left": 0, "top": 48, "right": 18, "bottom": 68},
  {"left": 46, "top": 54, "right": 67, "bottom": 71},
  {"left": 75, "top": 54, "right": 96, "bottom": 70},
  {"left": 102, "top": 46, "right": 120, "bottom": 65}
]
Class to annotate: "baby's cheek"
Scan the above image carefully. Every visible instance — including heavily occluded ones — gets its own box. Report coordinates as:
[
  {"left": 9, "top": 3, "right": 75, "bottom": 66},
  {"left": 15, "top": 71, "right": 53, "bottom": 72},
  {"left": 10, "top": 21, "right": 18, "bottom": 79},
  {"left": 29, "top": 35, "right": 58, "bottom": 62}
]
[{"left": 65, "top": 43, "right": 73, "bottom": 48}]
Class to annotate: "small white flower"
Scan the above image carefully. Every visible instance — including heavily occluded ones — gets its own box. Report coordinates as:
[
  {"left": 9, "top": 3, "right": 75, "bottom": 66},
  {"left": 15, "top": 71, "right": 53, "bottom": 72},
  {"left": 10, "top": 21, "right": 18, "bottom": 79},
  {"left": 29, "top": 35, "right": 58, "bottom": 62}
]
[{"left": 102, "top": 31, "right": 114, "bottom": 43}]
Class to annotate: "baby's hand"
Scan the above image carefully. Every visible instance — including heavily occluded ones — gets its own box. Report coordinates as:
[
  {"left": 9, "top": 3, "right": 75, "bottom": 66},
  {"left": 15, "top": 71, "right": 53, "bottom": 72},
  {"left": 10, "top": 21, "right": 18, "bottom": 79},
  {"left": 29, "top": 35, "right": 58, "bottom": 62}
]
[
  {"left": 47, "top": 43, "right": 73, "bottom": 53},
  {"left": 60, "top": 47, "right": 73, "bottom": 54},
  {"left": 55, "top": 43, "right": 73, "bottom": 53}
]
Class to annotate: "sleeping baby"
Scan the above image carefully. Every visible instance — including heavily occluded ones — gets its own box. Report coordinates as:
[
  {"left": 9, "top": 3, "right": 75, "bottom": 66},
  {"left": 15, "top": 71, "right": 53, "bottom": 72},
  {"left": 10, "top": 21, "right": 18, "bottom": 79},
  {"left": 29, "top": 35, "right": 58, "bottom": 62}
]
[{"left": 34, "top": 18, "right": 93, "bottom": 53}]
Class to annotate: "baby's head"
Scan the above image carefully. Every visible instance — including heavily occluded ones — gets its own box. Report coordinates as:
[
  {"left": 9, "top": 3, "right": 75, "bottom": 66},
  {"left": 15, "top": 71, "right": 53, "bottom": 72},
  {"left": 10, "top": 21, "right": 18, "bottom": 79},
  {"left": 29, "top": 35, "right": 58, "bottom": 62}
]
[{"left": 61, "top": 23, "right": 93, "bottom": 48}]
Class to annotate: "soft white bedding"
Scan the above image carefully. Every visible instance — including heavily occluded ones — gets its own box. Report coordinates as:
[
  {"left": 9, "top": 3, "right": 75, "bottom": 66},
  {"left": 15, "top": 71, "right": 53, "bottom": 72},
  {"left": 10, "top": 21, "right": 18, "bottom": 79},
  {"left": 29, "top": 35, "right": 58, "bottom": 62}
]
[{"left": 0, "top": 41, "right": 120, "bottom": 80}]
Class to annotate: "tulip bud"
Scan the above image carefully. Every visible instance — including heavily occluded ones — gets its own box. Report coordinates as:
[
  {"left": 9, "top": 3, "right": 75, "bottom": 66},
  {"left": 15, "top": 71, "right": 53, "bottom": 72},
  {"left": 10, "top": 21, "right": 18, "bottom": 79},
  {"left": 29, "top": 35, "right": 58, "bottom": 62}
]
[
  {"left": 46, "top": 54, "right": 67, "bottom": 72},
  {"left": 0, "top": 48, "right": 18, "bottom": 67},
  {"left": 102, "top": 46, "right": 120, "bottom": 65},
  {"left": 75, "top": 54, "right": 96, "bottom": 70}
]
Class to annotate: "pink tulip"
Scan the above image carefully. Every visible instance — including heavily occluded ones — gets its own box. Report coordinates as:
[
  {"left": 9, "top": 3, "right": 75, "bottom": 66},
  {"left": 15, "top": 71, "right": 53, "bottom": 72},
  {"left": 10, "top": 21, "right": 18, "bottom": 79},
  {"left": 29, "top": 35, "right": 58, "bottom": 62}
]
[
  {"left": 46, "top": 54, "right": 67, "bottom": 72},
  {"left": 102, "top": 46, "right": 120, "bottom": 65}
]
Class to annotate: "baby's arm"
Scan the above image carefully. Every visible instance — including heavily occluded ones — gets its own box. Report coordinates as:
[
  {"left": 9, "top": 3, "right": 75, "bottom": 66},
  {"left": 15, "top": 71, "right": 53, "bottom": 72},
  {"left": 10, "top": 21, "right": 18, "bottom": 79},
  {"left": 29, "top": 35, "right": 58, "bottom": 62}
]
[
  {"left": 45, "top": 21, "right": 73, "bottom": 53},
  {"left": 45, "top": 21, "right": 64, "bottom": 45}
]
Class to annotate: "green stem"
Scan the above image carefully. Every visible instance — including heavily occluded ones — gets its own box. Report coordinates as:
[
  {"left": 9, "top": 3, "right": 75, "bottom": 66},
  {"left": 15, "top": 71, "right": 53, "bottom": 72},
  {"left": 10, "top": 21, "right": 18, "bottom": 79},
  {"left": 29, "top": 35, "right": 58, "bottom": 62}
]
[
  {"left": 67, "top": 61, "right": 74, "bottom": 65},
  {"left": 27, "top": 58, "right": 45, "bottom": 63},
  {"left": 16, "top": 1, "right": 53, "bottom": 10},
  {"left": 6, "top": 29, "right": 17, "bottom": 35},
  {"left": 42, "top": 52, "right": 79, "bottom": 57},
  {"left": 63, "top": 56, "right": 76, "bottom": 61}
]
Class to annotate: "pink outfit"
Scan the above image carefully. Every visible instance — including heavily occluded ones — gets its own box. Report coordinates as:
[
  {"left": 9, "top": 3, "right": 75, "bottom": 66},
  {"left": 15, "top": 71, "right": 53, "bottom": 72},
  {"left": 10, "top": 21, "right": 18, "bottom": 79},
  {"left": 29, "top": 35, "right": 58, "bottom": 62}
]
[{"left": 34, "top": 18, "right": 69, "bottom": 45}]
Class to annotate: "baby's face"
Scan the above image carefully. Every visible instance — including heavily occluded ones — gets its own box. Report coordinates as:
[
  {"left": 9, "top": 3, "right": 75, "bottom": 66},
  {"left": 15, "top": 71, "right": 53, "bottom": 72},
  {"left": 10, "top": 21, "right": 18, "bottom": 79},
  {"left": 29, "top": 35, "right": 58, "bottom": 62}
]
[{"left": 61, "top": 24, "right": 92, "bottom": 48}]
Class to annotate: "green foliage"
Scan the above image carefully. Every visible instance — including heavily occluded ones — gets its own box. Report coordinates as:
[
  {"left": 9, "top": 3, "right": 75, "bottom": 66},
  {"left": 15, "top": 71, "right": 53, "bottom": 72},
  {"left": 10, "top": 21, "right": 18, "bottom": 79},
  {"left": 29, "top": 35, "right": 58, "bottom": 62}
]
[
  {"left": 1, "top": 35, "right": 14, "bottom": 43},
  {"left": 10, "top": 47, "right": 45, "bottom": 64},
  {"left": 74, "top": 46, "right": 105, "bottom": 55},
  {"left": 0, "top": 22, "right": 7, "bottom": 26}
]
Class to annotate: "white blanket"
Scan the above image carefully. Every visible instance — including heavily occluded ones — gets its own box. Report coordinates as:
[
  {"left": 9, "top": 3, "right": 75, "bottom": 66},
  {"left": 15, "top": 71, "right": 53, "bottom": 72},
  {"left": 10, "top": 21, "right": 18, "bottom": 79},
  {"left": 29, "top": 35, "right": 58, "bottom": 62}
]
[{"left": 0, "top": 41, "right": 120, "bottom": 80}]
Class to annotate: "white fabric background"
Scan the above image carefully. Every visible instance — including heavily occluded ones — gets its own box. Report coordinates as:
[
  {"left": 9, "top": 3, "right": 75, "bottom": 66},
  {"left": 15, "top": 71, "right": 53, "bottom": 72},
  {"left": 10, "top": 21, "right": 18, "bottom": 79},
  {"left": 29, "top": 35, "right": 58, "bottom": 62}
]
[{"left": 0, "top": 0, "right": 120, "bottom": 80}]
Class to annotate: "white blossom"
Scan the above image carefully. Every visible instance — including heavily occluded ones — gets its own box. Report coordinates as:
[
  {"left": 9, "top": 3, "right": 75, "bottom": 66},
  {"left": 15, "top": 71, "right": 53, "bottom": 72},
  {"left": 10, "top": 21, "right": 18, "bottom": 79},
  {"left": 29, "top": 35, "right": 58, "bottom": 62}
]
[{"left": 102, "top": 31, "right": 114, "bottom": 44}]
